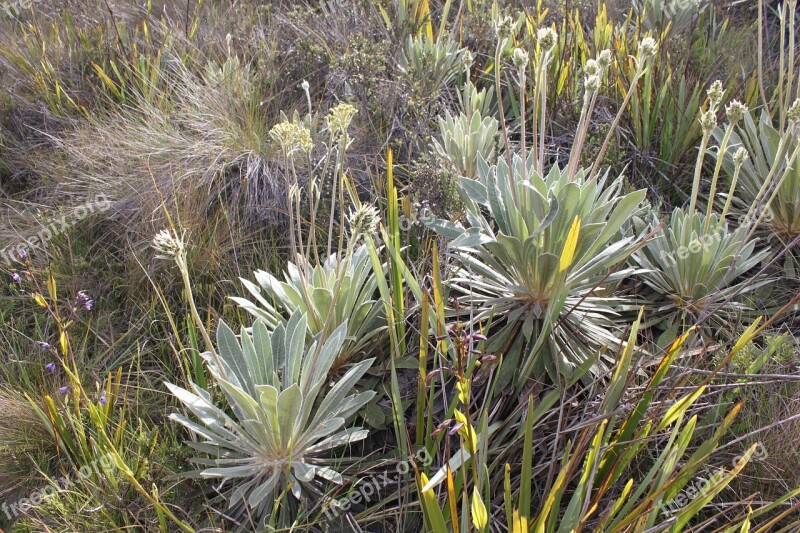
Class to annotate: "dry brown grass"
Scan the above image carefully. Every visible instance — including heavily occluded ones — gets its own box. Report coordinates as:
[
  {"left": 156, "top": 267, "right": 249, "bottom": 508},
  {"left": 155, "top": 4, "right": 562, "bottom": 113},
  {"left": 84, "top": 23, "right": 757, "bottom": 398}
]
[{"left": 0, "top": 387, "right": 53, "bottom": 503}]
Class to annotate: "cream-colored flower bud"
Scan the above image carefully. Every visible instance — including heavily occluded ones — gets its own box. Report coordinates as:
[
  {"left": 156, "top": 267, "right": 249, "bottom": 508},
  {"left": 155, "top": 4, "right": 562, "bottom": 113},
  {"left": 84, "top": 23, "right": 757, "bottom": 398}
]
[
  {"left": 788, "top": 98, "right": 800, "bottom": 124},
  {"left": 152, "top": 229, "right": 184, "bottom": 259},
  {"left": 326, "top": 103, "right": 358, "bottom": 137},
  {"left": 637, "top": 37, "right": 658, "bottom": 59},
  {"left": 707, "top": 80, "right": 724, "bottom": 108},
  {"left": 733, "top": 147, "right": 749, "bottom": 167},
  {"left": 270, "top": 121, "right": 297, "bottom": 150},
  {"left": 585, "top": 74, "right": 601, "bottom": 92},
  {"left": 295, "top": 126, "right": 313, "bottom": 153},
  {"left": 537, "top": 27, "right": 558, "bottom": 54},
  {"left": 725, "top": 100, "right": 747, "bottom": 125},
  {"left": 349, "top": 204, "right": 380, "bottom": 238},
  {"left": 462, "top": 49, "right": 474, "bottom": 71},
  {"left": 270, "top": 121, "right": 313, "bottom": 154},
  {"left": 584, "top": 59, "right": 601, "bottom": 78},
  {"left": 512, "top": 48, "right": 529, "bottom": 70},
  {"left": 495, "top": 16, "right": 514, "bottom": 41},
  {"left": 700, "top": 109, "right": 717, "bottom": 135},
  {"left": 597, "top": 49, "right": 613, "bottom": 70}
]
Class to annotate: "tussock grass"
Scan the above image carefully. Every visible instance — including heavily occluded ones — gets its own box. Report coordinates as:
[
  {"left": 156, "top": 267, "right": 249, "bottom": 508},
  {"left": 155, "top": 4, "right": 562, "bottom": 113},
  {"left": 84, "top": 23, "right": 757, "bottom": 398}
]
[{"left": 0, "top": 387, "right": 53, "bottom": 504}]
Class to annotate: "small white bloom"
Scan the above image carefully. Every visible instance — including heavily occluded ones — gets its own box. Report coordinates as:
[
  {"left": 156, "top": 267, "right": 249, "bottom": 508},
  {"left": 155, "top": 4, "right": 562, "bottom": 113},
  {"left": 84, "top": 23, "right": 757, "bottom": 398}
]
[
  {"left": 788, "top": 98, "right": 800, "bottom": 124},
  {"left": 707, "top": 80, "right": 724, "bottom": 108},
  {"left": 537, "top": 27, "right": 558, "bottom": 54},
  {"left": 700, "top": 109, "right": 717, "bottom": 135},
  {"left": 326, "top": 103, "right": 358, "bottom": 137},
  {"left": 733, "top": 147, "right": 749, "bottom": 166},
  {"left": 512, "top": 48, "right": 529, "bottom": 70},
  {"left": 584, "top": 59, "right": 601, "bottom": 78},
  {"left": 597, "top": 49, "right": 613, "bottom": 70},
  {"left": 637, "top": 37, "right": 658, "bottom": 60},
  {"left": 152, "top": 230, "right": 184, "bottom": 259},
  {"left": 462, "top": 49, "right": 474, "bottom": 71},
  {"left": 585, "top": 74, "right": 601, "bottom": 93},
  {"left": 725, "top": 100, "right": 747, "bottom": 125},
  {"left": 349, "top": 204, "right": 380, "bottom": 238},
  {"left": 495, "top": 16, "right": 515, "bottom": 41}
]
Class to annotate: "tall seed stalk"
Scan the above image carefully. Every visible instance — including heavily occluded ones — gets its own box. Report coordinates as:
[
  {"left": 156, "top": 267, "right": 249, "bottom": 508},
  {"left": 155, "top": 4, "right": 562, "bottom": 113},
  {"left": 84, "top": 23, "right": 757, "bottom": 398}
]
[{"left": 589, "top": 37, "right": 657, "bottom": 180}]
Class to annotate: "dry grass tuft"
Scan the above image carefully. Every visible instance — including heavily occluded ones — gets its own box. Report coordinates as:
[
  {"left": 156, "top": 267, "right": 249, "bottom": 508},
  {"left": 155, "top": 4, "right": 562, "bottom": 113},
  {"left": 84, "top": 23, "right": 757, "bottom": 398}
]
[{"left": 0, "top": 387, "right": 53, "bottom": 503}]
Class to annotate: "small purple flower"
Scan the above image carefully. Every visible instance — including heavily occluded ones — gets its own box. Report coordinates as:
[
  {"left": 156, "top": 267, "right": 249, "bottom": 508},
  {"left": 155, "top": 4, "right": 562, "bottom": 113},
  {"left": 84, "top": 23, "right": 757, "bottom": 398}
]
[
  {"left": 76, "top": 291, "right": 94, "bottom": 311},
  {"left": 431, "top": 419, "right": 453, "bottom": 437},
  {"left": 18, "top": 249, "right": 27, "bottom": 261},
  {"left": 11, "top": 272, "right": 21, "bottom": 284},
  {"left": 45, "top": 362, "right": 57, "bottom": 374},
  {"left": 59, "top": 386, "right": 69, "bottom": 395},
  {"left": 449, "top": 422, "right": 464, "bottom": 436},
  {"left": 98, "top": 395, "right": 107, "bottom": 406},
  {"left": 36, "top": 341, "right": 53, "bottom": 351}
]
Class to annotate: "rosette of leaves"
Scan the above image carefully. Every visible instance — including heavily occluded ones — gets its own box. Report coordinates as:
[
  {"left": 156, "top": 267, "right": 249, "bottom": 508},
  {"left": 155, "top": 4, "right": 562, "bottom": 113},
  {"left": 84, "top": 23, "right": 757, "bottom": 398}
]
[
  {"left": 633, "top": 208, "right": 771, "bottom": 334},
  {"left": 428, "top": 153, "right": 647, "bottom": 386},
  {"left": 433, "top": 109, "right": 500, "bottom": 179},
  {"left": 231, "top": 245, "right": 385, "bottom": 371},
  {"left": 714, "top": 111, "right": 800, "bottom": 239},
  {"left": 166, "top": 313, "right": 375, "bottom": 529},
  {"left": 633, "top": 0, "right": 706, "bottom": 37},
  {"left": 398, "top": 35, "right": 468, "bottom": 95}
]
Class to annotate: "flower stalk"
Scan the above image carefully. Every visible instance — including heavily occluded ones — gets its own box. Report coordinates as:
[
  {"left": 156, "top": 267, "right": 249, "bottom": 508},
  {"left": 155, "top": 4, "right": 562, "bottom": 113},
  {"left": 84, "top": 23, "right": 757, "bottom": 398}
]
[{"left": 589, "top": 37, "right": 658, "bottom": 180}]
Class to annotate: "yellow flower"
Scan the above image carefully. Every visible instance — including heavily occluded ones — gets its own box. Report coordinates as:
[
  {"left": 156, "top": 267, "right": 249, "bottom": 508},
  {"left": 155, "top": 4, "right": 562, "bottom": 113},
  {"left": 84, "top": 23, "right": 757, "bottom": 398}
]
[
  {"left": 456, "top": 379, "right": 470, "bottom": 405},
  {"left": 453, "top": 410, "right": 477, "bottom": 454},
  {"left": 471, "top": 488, "right": 488, "bottom": 532},
  {"left": 511, "top": 509, "right": 528, "bottom": 533},
  {"left": 559, "top": 216, "right": 581, "bottom": 272},
  {"left": 325, "top": 103, "right": 358, "bottom": 137},
  {"left": 269, "top": 121, "right": 313, "bottom": 155}
]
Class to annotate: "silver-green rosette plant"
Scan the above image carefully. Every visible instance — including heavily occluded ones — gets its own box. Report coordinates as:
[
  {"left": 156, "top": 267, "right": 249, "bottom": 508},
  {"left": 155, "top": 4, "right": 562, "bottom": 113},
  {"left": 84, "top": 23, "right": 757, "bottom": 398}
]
[
  {"left": 433, "top": 109, "right": 500, "bottom": 179},
  {"left": 714, "top": 110, "right": 800, "bottom": 240},
  {"left": 231, "top": 245, "right": 385, "bottom": 371},
  {"left": 166, "top": 313, "right": 375, "bottom": 528},
  {"left": 633, "top": 208, "right": 772, "bottom": 333},
  {"left": 428, "top": 153, "right": 647, "bottom": 386},
  {"left": 398, "top": 35, "right": 470, "bottom": 94}
]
